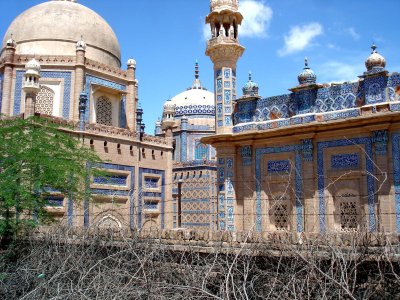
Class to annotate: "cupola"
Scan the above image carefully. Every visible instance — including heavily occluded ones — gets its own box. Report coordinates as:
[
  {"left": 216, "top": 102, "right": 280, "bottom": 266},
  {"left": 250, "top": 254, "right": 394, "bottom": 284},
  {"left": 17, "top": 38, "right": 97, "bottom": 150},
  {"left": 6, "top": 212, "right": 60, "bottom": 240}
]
[
  {"left": 365, "top": 43, "right": 386, "bottom": 72},
  {"left": 242, "top": 72, "right": 259, "bottom": 97},
  {"left": 298, "top": 57, "right": 317, "bottom": 85}
]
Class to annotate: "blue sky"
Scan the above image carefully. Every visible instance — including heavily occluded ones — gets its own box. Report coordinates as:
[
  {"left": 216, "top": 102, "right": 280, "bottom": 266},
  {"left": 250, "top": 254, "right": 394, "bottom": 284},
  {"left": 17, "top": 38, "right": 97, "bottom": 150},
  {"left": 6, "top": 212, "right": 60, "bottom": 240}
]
[{"left": 1, "top": 0, "right": 399, "bottom": 133}]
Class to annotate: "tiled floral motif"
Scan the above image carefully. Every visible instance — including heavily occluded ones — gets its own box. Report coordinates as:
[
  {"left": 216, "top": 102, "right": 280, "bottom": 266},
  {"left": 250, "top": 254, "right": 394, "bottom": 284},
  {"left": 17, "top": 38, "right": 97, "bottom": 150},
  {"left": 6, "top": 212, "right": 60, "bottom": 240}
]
[
  {"left": 331, "top": 153, "right": 359, "bottom": 169},
  {"left": 241, "top": 145, "right": 252, "bottom": 166},
  {"left": 373, "top": 130, "right": 388, "bottom": 155},
  {"left": 365, "top": 76, "right": 386, "bottom": 104},
  {"left": 317, "top": 138, "right": 375, "bottom": 233}
]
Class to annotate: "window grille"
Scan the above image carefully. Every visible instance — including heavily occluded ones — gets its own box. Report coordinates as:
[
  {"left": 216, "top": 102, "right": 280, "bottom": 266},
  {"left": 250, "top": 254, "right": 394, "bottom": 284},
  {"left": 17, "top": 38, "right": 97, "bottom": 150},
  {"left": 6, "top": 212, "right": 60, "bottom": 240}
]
[
  {"left": 269, "top": 195, "right": 290, "bottom": 231},
  {"left": 35, "top": 86, "right": 55, "bottom": 115},
  {"left": 96, "top": 96, "right": 112, "bottom": 126}
]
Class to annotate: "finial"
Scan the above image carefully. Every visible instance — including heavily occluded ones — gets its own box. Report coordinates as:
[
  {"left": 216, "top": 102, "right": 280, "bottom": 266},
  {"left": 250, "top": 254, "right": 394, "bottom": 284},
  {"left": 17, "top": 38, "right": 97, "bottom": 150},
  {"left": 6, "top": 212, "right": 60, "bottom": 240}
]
[
  {"left": 194, "top": 60, "right": 199, "bottom": 79},
  {"left": 371, "top": 43, "right": 377, "bottom": 53},
  {"left": 304, "top": 57, "right": 309, "bottom": 68},
  {"left": 248, "top": 71, "right": 252, "bottom": 81}
]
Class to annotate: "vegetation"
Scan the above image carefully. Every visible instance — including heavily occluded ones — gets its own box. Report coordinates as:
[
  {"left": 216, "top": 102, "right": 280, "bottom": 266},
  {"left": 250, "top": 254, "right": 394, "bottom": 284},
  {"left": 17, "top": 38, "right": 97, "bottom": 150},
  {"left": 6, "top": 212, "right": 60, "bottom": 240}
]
[{"left": 0, "top": 117, "right": 101, "bottom": 247}]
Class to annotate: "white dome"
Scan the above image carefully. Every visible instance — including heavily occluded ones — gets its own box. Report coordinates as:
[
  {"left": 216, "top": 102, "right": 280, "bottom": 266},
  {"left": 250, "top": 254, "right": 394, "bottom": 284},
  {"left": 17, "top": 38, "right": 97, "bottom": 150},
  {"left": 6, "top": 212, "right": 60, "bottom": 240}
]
[
  {"left": 169, "top": 88, "right": 215, "bottom": 117},
  {"left": 2, "top": 0, "right": 121, "bottom": 67}
]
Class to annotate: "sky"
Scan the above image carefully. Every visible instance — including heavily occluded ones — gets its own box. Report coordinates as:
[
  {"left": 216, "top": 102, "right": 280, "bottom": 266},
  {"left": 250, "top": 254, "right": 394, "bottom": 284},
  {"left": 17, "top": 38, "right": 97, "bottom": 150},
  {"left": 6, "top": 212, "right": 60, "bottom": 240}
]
[{"left": 1, "top": 0, "right": 399, "bottom": 133}]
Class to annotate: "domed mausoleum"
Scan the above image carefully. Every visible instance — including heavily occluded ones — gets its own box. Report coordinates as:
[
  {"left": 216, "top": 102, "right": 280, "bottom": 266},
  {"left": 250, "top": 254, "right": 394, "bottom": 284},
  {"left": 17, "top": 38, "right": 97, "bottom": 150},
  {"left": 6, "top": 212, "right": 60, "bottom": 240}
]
[
  {"left": 2, "top": 0, "right": 121, "bottom": 67},
  {"left": 0, "top": 0, "right": 173, "bottom": 231}
]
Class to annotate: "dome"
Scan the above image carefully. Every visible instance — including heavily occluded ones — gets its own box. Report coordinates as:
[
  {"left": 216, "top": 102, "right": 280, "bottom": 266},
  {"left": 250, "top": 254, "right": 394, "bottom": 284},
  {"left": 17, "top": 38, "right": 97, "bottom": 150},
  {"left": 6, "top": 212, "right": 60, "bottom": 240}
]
[
  {"left": 2, "top": 0, "right": 121, "bottom": 67},
  {"left": 298, "top": 57, "right": 317, "bottom": 85},
  {"left": 164, "top": 62, "right": 215, "bottom": 117},
  {"left": 242, "top": 72, "right": 259, "bottom": 97},
  {"left": 25, "top": 58, "right": 41, "bottom": 75},
  {"left": 365, "top": 44, "right": 386, "bottom": 71},
  {"left": 169, "top": 88, "right": 214, "bottom": 117}
]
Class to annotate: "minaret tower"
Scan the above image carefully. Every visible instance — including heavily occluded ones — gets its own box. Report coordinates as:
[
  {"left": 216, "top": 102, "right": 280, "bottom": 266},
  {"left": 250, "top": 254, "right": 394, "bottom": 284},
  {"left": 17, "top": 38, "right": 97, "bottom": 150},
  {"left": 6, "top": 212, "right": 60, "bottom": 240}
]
[{"left": 206, "top": 0, "right": 244, "bottom": 134}]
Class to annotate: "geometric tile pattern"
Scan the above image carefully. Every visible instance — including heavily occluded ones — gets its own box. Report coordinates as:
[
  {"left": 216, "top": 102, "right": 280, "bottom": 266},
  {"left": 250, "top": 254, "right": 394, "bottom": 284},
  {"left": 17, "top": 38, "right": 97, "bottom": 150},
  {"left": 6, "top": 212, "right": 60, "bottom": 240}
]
[
  {"left": 233, "top": 73, "right": 400, "bottom": 134},
  {"left": 35, "top": 86, "right": 55, "bottom": 115},
  {"left": 255, "top": 145, "right": 303, "bottom": 232},
  {"left": 14, "top": 70, "right": 72, "bottom": 118},
  {"left": 317, "top": 137, "right": 375, "bottom": 233},
  {"left": 215, "top": 67, "right": 236, "bottom": 128}
]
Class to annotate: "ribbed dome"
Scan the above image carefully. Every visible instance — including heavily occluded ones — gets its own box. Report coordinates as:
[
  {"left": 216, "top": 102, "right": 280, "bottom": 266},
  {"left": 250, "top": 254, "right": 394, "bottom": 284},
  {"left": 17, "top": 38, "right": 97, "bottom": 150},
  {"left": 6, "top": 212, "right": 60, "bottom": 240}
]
[
  {"left": 242, "top": 72, "right": 259, "bottom": 97},
  {"left": 2, "top": 0, "right": 121, "bottom": 67},
  {"left": 365, "top": 44, "right": 386, "bottom": 71},
  {"left": 298, "top": 57, "right": 317, "bottom": 85}
]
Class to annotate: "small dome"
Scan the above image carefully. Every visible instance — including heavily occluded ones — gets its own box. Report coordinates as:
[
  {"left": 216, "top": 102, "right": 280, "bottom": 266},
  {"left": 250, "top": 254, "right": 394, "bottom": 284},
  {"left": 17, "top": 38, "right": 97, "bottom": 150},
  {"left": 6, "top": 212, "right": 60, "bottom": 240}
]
[
  {"left": 242, "top": 72, "right": 259, "bottom": 96},
  {"left": 2, "top": 0, "right": 121, "bottom": 67},
  {"left": 25, "top": 58, "right": 41, "bottom": 75},
  {"left": 127, "top": 58, "right": 136, "bottom": 67},
  {"left": 365, "top": 44, "right": 386, "bottom": 71},
  {"left": 76, "top": 39, "right": 86, "bottom": 51},
  {"left": 5, "top": 35, "right": 16, "bottom": 48},
  {"left": 298, "top": 57, "right": 317, "bottom": 85}
]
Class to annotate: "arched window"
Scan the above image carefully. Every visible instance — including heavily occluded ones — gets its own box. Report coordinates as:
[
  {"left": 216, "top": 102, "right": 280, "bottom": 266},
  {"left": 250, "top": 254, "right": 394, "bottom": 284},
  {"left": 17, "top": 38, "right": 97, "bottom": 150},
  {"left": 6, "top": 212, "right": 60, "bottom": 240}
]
[
  {"left": 96, "top": 96, "right": 112, "bottom": 126},
  {"left": 35, "top": 86, "right": 55, "bottom": 115},
  {"left": 195, "top": 142, "right": 208, "bottom": 160}
]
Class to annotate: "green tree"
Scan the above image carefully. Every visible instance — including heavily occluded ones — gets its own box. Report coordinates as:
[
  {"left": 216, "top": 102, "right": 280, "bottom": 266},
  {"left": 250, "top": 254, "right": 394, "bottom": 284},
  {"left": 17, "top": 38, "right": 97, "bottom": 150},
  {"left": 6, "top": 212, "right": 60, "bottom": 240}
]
[{"left": 0, "top": 117, "right": 102, "bottom": 247}]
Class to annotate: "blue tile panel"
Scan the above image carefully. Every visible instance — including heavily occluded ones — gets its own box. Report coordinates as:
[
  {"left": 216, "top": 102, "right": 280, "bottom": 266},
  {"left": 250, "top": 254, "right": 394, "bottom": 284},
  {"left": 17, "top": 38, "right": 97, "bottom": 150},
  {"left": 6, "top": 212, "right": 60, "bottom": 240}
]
[
  {"left": 268, "top": 160, "right": 290, "bottom": 173},
  {"left": 90, "top": 163, "right": 135, "bottom": 229},
  {"left": 14, "top": 70, "right": 72, "bottom": 118},
  {"left": 45, "top": 196, "right": 64, "bottom": 207},
  {"left": 144, "top": 177, "right": 158, "bottom": 189},
  {"left": 93, "top": 174, "right": 128, "bottom": 186},
  {"left": 139, "top": 168, "right": 165, "bottom": 229},
  {"left": 331, "top": 153, "right": 360, "bottom": 169},
  {"left": 255, "top": 145, "right": 304, "bottom": 232},
  {"left": 84, "top": 75, "right": 126, "bottom": 121},
  {"left": 317, "top": 138, "right": 375, "bottom": 233},
  {"left": 391, "top": 133, "right": 400, "bottom": 232},
  {"left": 233, "top": 73, "right": 400, "bottom": 133},
  {"left": 175, "top": 105, "right": 215, "bottom": 116}
]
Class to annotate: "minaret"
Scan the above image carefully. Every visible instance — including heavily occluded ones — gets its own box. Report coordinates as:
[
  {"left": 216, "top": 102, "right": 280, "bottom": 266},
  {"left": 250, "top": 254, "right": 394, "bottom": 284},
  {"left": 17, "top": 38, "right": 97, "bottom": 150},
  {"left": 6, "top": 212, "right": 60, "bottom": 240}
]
[
  {"left": 206, "top": 0, "right": 244, "bottom": 134},
  {"left": 22, "top": 58, "right": 41, "bottom": 118},
  {"left": 1, "top": 36, "right": 17, "bottom": 117},
  {"left": 73, "top": 37, "right": 86, "bottom": 122}
]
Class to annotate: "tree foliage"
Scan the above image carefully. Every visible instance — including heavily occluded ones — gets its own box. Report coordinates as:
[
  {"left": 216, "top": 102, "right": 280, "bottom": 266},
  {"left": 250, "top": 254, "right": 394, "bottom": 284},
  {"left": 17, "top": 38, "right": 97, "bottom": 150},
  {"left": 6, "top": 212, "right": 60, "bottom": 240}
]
[{"left": 0, "top": 117, "right": 102, "bottom": 246}]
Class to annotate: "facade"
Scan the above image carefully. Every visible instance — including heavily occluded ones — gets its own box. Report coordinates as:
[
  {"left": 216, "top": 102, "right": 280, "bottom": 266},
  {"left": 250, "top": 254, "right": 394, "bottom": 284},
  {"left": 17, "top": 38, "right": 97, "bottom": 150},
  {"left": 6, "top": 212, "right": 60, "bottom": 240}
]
[
  {"left": 155, "top": 62, "right": 218, "bottom": 229},
  {"left": 0, "top": 0, "right": 173, "bottom": 230},
  {"left": 203, "top": 0, "right": 400, "bottom": 234}
]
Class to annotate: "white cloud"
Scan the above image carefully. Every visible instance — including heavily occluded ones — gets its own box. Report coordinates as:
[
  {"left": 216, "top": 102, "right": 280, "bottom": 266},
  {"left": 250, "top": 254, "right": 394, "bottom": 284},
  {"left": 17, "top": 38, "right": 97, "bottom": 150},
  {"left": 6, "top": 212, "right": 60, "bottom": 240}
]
[
  {"left": 278, "top": 23, "right": 323, "bottom": 56},
  {"left": 202, "top": 0, "right": 273, "bottom": 40},
  {"left": 347, "top": 27, "right": 360, "bottom": 40},
  {"left": 239, "top": 0, "right": 273, "bottom": 38},
  {"left": 319, "top": 61, "right": 364, "bottom": 83}
]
